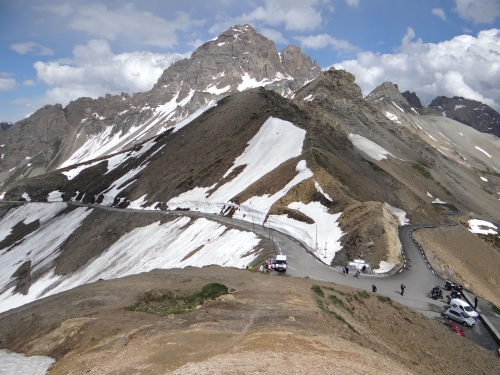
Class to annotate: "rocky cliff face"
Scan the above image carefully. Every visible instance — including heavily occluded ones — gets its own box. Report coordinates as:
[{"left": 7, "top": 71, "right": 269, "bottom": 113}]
[
  {"left": 428, "top": 96, "right": 500, "bottom": 137},
  {"left": 0, "top": 24, "right": 320, "bottom": 190},
  {"left": 401, "top": 91, "right": 422, "bottom": 109},
  {"left": 364, "top": 82, "right": 415, "bottom": 114}
]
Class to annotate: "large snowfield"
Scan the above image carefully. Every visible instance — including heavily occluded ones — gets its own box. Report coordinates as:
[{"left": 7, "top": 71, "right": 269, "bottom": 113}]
[
  {"left": 0, "top": 350, "right": 54, "bottom": 375},
  {"left": 0, "top": 205, "right": 261, "bottom": 314}
]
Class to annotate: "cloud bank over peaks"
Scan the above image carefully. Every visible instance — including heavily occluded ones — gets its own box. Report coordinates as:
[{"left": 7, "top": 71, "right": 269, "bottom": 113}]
[
  {"left": 34, "top": 39, "right": 188, "bottom": 106},
  {"left": 334, "top": 28, "right": 500, "bottom": 110}
]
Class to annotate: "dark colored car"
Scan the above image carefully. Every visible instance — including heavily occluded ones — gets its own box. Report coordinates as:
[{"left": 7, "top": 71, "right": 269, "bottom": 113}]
[{"left": 444, "top": 321, "right": 465, "bottom": 337}]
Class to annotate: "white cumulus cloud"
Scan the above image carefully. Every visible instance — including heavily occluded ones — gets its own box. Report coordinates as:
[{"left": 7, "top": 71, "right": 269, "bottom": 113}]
[
  {"left": 10, "top": 41, "right": 54, "bottom": 55},
  {"left": 294, "top": 34, "right": 358, "bottom": 52},
  {"left": 260, "top": 28, "right": 288, "bottom": 44},
  {"left": 22, "top": 80, "right": 36, "bottom": 86},
  {"left": 334, "top": 28, "right": 500, "bottom": 110},
  {"left": 209, "top": 0, "right": 325, "bottom": 34},
  {"left": 454, "top": 0, "right": 500, "bottom": 23},
  {"left": 346, "top": 0, "right": 359, "bottom": 7},
  {"left": 33, "top": 39, "right": 188, "bottom": 106},
  {"left": 431, "top": 8, "right": 446, "bottom": 20},
  {"left": 59, "top": 3, "right": 199, "bottom": 48},
  {"left": 0, "top": 78, "right": 17, "bottom": 92}
]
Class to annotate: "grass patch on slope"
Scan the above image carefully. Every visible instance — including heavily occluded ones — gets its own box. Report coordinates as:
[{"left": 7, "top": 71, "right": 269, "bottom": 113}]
[
  {"left": 125, "top": 283, "right": 228, "bottom": 316},
  {"left": 311, "top": 285, "right": 324, "bottom": 297},
  {"left": 491, "top": 303, "right": 500, "bottom": 315},
  {"left": 412, "top": 163, "right": 432, "bottom": 179},
  {"left": 312, "top": 284, "right": 358, "bottom": 333}
]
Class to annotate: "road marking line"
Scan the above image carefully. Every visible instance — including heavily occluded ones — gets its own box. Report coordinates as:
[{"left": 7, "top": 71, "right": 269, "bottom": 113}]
[
  {"left": 310, "top": 276, "right": 328, "bottom": 282},
  {"left": 288, "top": 266, "right": 297, "bottom": 270}
]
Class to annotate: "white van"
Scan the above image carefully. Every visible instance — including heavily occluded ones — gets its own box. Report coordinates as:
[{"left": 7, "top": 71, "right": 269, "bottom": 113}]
[
  {"left": 450, "top": 298, "right": 479, "bottom": 319},
  {"left": 274, "top": 255, "right": 287, "bottom": 272}
]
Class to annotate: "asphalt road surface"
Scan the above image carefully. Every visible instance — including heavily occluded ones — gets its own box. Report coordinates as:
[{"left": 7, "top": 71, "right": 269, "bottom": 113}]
[{"left": 3, "top": 201, "right": 498, "bottom": 351}]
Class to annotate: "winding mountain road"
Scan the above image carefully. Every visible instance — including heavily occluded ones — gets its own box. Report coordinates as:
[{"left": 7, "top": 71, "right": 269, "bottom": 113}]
[{"left": 2, "top": 201, "right": 498, "bottom": 350}]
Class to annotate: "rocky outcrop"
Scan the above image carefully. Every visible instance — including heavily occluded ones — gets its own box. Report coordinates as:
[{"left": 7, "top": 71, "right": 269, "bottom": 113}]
[
  {"left": 0, "top": 104, "right": 70, "bottom": 184},
  {"left": 401, "top": 91, "right": 422, "bottom": 109},
  {"left": 364, "top": 82, "right": 412, "bottom": 112},
  {"left": 428, "top": 96, "right": 500, "bottom": 137}
]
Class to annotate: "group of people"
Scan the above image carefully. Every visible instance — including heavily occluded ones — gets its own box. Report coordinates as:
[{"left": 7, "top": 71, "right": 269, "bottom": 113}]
[{"left": 341, "top": 264, "right": 367, "bottom": 277}]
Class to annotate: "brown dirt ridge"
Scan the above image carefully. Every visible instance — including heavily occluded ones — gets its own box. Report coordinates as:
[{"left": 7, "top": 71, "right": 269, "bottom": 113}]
[{"left": 0, "top": 267, "right": 498, "bottom": 375}]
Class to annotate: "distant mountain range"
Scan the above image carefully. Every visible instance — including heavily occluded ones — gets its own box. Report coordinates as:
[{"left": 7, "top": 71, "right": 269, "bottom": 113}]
[
  {"left": 2, "top": 25, "right": 500, "bottom": 193},
  {"left": 0, "top": 25, "right": 320, "bottom": 189}
]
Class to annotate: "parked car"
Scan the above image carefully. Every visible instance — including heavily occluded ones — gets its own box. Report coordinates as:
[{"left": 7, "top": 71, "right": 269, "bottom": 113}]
[
  {"left": 443, "top": 307, "right": 476, "bottom": 327},
  {"left": 444, "top": 321, "right": 465, "bottom": 337},
  {"left": 449, "top": 298, "right": 479, "bottom": 319}
]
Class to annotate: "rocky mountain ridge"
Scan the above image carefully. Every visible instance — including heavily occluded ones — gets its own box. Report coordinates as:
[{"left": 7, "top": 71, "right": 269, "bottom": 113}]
[
  {"left": 427, "top": 96, "right": 500, "bottom": 137},
  {"left": 0, "top": 24, "right": 320, "bottom": 191},
  {"left": 0, "top": 122, "right": 12, "bottom": 131},
  {"left": 368, "top": 84, "right": 500, "bottom": 138}
]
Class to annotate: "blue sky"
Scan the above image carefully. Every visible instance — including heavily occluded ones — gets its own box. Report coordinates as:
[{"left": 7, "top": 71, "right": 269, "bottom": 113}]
[{"left": 1, "top": 0, "right": 500, "bottom": 122}]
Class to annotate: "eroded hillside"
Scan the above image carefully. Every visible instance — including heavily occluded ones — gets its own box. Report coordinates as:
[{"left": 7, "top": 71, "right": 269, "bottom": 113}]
[{"left": 0, "top": 267, "right": 498, "bottom": 375}]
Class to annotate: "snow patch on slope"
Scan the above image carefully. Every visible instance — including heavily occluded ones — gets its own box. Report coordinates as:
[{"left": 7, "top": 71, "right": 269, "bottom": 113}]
[
  {"left": 62, "top": 160, "right": 102, "bottom": 180},
  {"left": 468, "top": 219, "right": 497, "bottom": 235},
  {"left": 349, "top": 134, "right": 394, "bottom": 161},
  {"left": 233, "top": 160, "right": 313, "bottom": 224},
  {"left": 47, "top": 191, "right": 64, "bottom": 202},
  {"left": 0, "top": 206, "right": 93, "bottom": 313},
  {"left": 384, "top": 202, "right": 409, "bottom": 225},
  {"left": 0, "top": 350, "right": 54, "bottom": 375},
  {"left": 475, "top": 146, "right": 492, "bottom": 158},
  {"left": 385, "top": 111, "right": 401, "bottom": 124},
  {"left": 373, "top": 261, "right": 395, "bottom": 274},
  {"left": 269, "top": 201, "right": 343, "bottom": 265}
]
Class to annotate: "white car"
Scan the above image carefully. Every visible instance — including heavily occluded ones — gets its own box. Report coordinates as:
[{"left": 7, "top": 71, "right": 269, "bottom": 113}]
[
  {"left": 449, "top": 298, "right": 479, "bottom": 319},
  {"left": 443, "top": 307, "right": 476, "bottom": 327}
]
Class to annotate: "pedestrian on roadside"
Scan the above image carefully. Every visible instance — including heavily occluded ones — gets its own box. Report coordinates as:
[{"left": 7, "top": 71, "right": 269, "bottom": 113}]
[
  {"left": 342, "top": 267, "right": 346, "bottom": 276},
  {"left": 372, "top": 284, "right": 377, "bottom": 293},
  {"left": 355, "top": 269, "right": 361, "bottom": 279},
  {"left": 400, "top": 284, "right": 406, "bottom": 296},
  {"left": 474, "top": 295, "right": 478, "bottom": 309},
  {"left": 345, "top": 266, "right": 349, "bottom": 276}
]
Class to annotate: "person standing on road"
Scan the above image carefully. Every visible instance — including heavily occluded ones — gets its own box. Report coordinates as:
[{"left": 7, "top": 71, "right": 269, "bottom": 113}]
[
  {"left": 355, "top": 269, "right": 361, "bottom": 279},
  {"left": 345, "top": 266, "right": 349, "bottom": 276},
  {"left": 400, "top": 284, "right": 406, "bottom": 296},
  {"left": 372, "top": 284, "right": 377, "bottom": 293},
  {"left": 342, "top": 267, "right": 346, "bottom": 277},
  {"left": 474, "top": 295, "right": 478, "bottom": 309}
]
